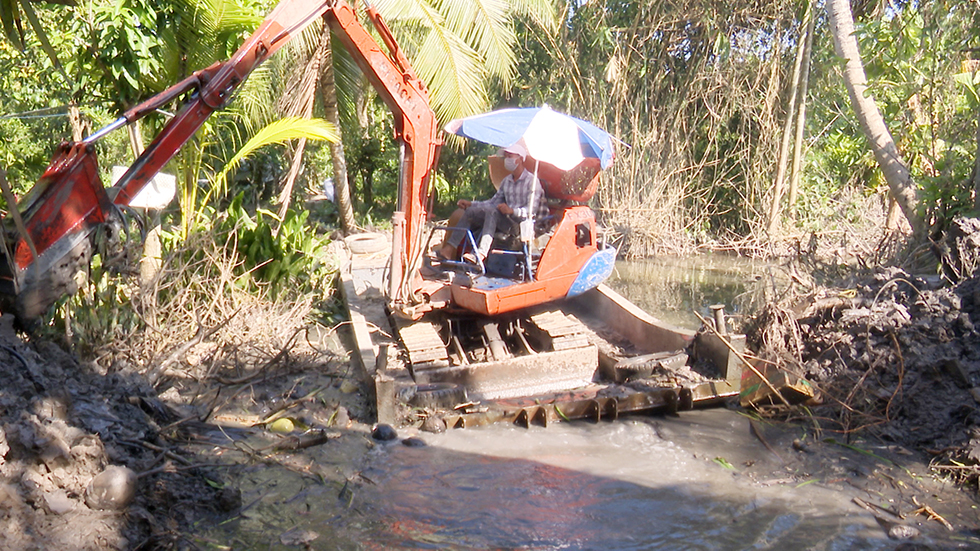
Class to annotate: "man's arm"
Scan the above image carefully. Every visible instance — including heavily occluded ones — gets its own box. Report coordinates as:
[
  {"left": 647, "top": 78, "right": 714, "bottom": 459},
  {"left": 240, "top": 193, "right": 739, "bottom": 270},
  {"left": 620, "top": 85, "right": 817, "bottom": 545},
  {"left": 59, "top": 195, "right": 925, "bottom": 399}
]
[{"left": 476, "top": 178, "right": 508, "bottom": 210}]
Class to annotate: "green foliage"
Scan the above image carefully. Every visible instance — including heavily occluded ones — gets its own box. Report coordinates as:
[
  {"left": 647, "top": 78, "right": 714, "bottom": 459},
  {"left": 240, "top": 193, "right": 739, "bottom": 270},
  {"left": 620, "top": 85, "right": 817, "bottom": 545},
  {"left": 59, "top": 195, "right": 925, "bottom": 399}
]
[
  {"left": 69, "top": 0, "right": 170, "bottom": 108},
  {"left": 210, "top": 116, "right": 339, "bottom": 201},
  {"left": 847, "top": 2, "right": 978, "bottom": 229},
  {"left": 44, "top": 227, "right": 145, "bottom": 357},
  {"left": 0, "top": 117, "right": 50, "bottom": 195},
  {"left": 377, "top": 0, "right": 557, "bottom": 123},
  {"left": 213, "top": 193, "right": 336, "bottom": 299}
]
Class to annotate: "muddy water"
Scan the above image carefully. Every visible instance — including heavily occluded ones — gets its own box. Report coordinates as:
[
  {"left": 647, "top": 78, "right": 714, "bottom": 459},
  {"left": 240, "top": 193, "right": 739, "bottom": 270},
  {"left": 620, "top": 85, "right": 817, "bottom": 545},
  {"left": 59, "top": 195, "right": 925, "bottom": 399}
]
[
  {"left": 348, "top": 415, "right": 892, "bottom": 550},
  {"left": 213, "top": 411, "right": 971, "bottom": 550}
]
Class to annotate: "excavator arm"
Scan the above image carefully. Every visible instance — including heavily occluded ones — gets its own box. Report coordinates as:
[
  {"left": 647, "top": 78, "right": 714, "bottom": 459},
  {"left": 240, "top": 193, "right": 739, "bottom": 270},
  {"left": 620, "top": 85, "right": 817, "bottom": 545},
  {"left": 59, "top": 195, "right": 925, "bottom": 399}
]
[{"left": 0, "top": 0, "right": 440, "bottom": 322}]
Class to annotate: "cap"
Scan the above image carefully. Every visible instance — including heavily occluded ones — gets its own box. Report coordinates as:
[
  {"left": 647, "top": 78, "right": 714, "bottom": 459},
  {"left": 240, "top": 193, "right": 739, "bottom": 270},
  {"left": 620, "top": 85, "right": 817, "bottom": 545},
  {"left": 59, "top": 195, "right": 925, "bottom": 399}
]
[{"left": 503, "top": 143, "right": 527, "bottom": 160}]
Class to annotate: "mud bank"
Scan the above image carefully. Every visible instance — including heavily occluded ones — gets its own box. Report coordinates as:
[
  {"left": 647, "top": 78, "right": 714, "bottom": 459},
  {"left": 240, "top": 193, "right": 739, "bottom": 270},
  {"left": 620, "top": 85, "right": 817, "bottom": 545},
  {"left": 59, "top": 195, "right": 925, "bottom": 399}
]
[
  {"left": 0, "top": 307, "right": 375, "bottom": 549},
  {"left": 752, "top": 218, "right": 980, "bottom": 490}
]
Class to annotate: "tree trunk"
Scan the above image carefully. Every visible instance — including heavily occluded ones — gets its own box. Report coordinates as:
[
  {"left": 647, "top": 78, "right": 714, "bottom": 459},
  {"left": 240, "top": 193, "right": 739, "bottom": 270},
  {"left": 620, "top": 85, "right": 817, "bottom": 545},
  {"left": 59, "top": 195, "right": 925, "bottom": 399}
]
[
  {"left": 787, "top": 1, "right": 816, "bottom": 219},
  {"left": 320, "top": 25, "right": 355, "bottom": 235},
  {"left": 826, "top": 0, "right": 921, "bottom": 235},
  {"left": 67, "top": 101, "right": 88, "bottom": 142},
  {"left": 767, "top": 3, "right": 810, "bottom": 236}
]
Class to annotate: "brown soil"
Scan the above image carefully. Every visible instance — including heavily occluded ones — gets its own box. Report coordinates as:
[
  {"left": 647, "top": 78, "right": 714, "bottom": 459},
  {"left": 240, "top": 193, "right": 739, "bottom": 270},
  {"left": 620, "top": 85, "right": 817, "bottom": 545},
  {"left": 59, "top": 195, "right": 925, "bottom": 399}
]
[
  {"left": 750, "top": 216, "right": 980, "bottom": 490},
  {"left": 0, "top": 304, "right": 375, "bottom": 550}
]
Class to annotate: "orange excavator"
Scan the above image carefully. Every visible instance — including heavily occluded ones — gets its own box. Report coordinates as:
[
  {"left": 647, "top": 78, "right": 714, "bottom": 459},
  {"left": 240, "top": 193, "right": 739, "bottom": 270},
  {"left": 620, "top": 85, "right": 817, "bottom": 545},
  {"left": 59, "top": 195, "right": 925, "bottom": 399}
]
[
  {"left": 0, "top": 0, "right": 748, "bottom": 426},
  {"left": 0, "top": 0, "right": 615, "bottom": 330},
  {"left": 0, "top": 0, "right": 441, "bottom": 324}
]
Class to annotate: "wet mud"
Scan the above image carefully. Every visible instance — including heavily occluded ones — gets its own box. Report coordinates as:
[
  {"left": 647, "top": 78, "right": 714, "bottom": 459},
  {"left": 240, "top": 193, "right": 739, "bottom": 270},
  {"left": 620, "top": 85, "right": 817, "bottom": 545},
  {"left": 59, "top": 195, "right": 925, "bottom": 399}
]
[{"left": 748, "top": 219, "right": 980, "bottom": 492}]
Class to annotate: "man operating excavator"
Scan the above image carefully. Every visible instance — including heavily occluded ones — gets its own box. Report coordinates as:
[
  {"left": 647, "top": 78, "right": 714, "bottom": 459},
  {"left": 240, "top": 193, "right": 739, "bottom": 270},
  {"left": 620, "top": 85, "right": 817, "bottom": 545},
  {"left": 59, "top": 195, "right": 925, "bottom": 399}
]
[{"left": 438, "top": 143, "right": 547, "bottom": 263}]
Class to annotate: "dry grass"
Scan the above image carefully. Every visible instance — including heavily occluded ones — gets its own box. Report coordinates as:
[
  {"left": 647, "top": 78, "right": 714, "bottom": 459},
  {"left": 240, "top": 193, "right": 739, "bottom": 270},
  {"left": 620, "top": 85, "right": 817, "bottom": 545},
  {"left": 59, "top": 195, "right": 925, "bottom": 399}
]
[{"left": 58, "top": 227, "right": 341, "bottom": 386}]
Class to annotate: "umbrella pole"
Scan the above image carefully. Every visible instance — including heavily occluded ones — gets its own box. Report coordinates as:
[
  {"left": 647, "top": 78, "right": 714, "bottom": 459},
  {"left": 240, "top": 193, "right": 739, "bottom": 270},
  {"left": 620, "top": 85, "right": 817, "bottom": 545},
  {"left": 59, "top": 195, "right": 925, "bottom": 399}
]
[{"left": 521, "top": 162, "right": 539, "bottom": 281}]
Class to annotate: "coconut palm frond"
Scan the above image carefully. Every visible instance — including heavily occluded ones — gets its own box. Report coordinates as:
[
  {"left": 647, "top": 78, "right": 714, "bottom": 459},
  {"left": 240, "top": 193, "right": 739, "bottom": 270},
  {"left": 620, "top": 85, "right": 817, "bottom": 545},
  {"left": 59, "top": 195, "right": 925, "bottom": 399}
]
[
  {"left": 415, "top": 22, "right": 487, "bottom": 121},
  {"left": 279, "top": 27, "right": 327, "bottom": 117},
  {"left": 374, "top": 0, "right": 429, "bottom": 22},
  {"left": 0, "top": 0, "right": 24, "bottom": 50},
  {"left": 440, "top": 0, "right": 516, "bottom": 84},
  {"left": 379, "top": 0, "right": 488, "bottom": 122},
  {"left": 211, "top": 117, "right": 338, "bottom": 199},
  {"left": 509, "top": 0, "right": 559, "bottom": 32},
  {"left": 331, "top": 35, "right": 367, "bottom": 131}
]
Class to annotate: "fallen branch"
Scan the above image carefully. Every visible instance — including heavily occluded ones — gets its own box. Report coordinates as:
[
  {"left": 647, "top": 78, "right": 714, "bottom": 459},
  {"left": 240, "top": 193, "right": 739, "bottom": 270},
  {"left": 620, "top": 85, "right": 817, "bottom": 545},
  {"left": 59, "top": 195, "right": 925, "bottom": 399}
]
[
  {"left": 261, "top": 430, "right": 340, "bottom": 453},
  {"left": 852, "top": 497, "right": 904, "bottom": 519},
  {"left": 748, "top": 420, "right": 784, "bottom": 463}
]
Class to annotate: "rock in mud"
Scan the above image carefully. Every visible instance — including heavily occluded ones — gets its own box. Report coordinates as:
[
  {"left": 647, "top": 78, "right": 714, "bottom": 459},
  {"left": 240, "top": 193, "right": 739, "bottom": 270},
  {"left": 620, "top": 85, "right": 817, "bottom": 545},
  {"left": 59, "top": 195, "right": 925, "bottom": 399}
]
[
  {"left": 402, "top": 437, "right": 426, "bottom": 447},
  {"left": 280, "top": 528, "right": 319, "bottom": 546},
  {"left": 421, "top": 416, "right": 446, "bottom": 433},
  {"left": 216, "top": 486, "right": 242, "bottom": 513},
  {"left": 887, "top": 524, "right": 920, "bottom": 540},
  {"left": 85, "top": 465, "right": 137, "bottom": 510},
  {"left": 42, "top": 489, "right": 75, "bottom": 515},
  {"left": 0, "top": 483, "right": 21, "bottom": 509},
  {"left": 371, "top": 423, "right": 397, "bottom": 441},
  {"left": 332, "top": 406, "right": 350, "bottom": 428},
  {"left": 0, "top": 427, "right": 8, "bottom": 461}
]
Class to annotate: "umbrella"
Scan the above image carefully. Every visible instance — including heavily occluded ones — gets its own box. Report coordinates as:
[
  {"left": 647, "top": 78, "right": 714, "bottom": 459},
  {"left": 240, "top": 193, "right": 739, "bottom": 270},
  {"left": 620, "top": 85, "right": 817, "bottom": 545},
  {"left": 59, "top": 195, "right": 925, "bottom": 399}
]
[{"left": 444, "top": 105, "right": 614, "bottom": 171}]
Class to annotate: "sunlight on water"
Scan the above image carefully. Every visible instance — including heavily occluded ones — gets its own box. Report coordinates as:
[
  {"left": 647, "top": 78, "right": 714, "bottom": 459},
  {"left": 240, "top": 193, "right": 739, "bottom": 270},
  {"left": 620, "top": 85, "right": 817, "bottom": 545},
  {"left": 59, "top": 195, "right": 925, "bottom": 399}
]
[{"left": 606, "top": 254, "right": 784, "bottom": 330}]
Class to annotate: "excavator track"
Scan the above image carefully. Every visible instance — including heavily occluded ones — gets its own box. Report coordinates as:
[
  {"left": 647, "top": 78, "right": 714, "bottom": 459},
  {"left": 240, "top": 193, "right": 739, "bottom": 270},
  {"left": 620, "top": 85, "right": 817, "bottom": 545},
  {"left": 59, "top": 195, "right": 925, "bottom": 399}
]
[
  {"left": 393, "top": 317, "right": 449, "bottom": 371},
  {"left": 526, "top": 310, "right": 592, "bottom": 351}
]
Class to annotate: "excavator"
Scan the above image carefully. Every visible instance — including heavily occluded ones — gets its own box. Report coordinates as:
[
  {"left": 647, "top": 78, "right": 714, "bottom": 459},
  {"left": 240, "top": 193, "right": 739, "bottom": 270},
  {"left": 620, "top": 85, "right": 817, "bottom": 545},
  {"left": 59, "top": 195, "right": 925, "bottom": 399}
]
[
  {"left": 0, "top": 0, "right": 615, "bottom": 343},
  {"left": 0, "top": 0, "right": 742, "bottom": 426}
]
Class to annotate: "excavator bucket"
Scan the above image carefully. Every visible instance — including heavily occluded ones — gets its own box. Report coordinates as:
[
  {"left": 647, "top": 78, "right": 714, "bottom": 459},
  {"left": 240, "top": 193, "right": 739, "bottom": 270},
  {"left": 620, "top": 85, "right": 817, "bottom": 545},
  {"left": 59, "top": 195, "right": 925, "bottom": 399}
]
[{"left": 0, "top": 142, "right": 114, "bottom": 322}]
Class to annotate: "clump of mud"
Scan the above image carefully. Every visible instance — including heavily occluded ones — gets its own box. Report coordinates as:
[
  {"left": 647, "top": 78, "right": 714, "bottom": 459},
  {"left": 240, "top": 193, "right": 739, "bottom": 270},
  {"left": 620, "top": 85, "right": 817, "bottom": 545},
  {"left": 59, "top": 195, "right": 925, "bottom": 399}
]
[
  {"left": 0, "top": 297, "right": 365, "bottom": 550},
  {"left": 0, "top": 311, "right": 235, "bottom": 549},
  {"left": 750, "top": 217, "right": 980, "bottom": 487}
]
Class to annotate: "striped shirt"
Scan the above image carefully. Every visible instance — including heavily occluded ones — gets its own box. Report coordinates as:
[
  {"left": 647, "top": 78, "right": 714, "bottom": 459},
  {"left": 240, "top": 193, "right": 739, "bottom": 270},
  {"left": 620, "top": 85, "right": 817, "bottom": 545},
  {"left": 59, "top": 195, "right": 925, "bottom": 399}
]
[{"left": 475, "top": 168, "right": 549, "bottom": 220}]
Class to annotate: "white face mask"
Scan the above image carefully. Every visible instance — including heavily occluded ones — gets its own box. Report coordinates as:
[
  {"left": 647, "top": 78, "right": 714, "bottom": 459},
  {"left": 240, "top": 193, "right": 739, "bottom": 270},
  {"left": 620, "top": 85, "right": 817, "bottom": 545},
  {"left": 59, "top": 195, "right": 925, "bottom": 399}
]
[{"left": 504, "top": 157, "right": 519, "bottom": 172}]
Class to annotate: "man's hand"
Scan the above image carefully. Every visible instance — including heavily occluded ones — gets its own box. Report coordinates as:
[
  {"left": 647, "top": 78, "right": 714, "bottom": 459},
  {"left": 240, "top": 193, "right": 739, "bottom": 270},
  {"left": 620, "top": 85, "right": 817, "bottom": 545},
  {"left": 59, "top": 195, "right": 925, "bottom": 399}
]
[
  {"left": 497, "top": 203, "right": 514, "bottom": 215},
  {"left": 457, "top": 199, "right": 472, "bottom": 209}
]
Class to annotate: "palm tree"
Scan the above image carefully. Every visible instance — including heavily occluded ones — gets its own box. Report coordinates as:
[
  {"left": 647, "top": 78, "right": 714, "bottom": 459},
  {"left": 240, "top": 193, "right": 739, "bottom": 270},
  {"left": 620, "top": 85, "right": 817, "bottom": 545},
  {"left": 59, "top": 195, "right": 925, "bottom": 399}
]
[{"left": 825, "top": 0, "right": 921, "bottom": 235}]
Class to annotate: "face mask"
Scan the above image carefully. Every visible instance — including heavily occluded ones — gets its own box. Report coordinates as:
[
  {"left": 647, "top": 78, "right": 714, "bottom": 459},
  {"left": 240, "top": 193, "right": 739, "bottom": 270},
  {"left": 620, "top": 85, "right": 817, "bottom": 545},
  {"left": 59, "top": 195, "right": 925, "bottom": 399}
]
[{"left": 504, "top": 157, "right": 519, "bottom": 172}]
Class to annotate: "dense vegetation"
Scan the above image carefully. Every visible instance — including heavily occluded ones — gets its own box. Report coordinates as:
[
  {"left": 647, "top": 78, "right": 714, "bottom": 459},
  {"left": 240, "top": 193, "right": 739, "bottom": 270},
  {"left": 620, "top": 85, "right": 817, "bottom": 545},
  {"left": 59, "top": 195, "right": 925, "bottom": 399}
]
[{"left": 0, "top": 0, "right": 978, "bottom": 315}]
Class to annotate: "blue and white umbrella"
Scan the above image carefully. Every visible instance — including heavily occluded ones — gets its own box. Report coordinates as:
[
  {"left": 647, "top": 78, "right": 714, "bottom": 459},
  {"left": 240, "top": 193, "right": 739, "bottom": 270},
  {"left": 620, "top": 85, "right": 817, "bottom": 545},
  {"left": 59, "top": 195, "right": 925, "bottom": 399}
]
[{"left": 444, "top": 105, "right": 615, "bottom": 171}]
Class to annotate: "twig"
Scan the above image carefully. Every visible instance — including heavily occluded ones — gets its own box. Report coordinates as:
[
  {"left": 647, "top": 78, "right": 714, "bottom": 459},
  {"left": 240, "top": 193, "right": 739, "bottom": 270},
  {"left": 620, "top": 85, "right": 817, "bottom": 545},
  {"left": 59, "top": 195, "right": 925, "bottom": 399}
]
[
  {"left": 137, "top": 461, "right": 225, "bottom": 478},
  {"left": 0, "top": 169, "right": 37, "bottom": 263},
  {"left": 911, "top": 496, "right": 953, "bottom": 530},
  {"left": 748, "top": 420, "right": 784, "bottom": 463},
  {"left": 852, "top": 496, "right": 904, "bottom": 519},
  {"left": 254, "top": 384, "right": 328, "bottom": 426},
  {"left": 885, "top": 329, "right": 905, "bottom": 421},
  {"left": 693, "top": 310, "right": 791, "bottom": 407}
]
